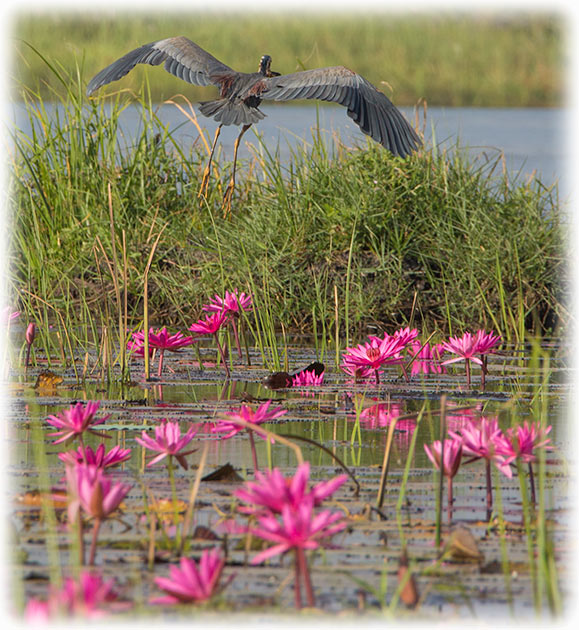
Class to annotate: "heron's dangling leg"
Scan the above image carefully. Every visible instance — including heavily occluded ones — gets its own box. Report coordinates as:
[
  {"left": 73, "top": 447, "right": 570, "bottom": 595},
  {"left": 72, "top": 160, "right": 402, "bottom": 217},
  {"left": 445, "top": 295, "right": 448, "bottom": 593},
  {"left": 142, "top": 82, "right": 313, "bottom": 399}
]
[
  {"left": 198, "top": 124, "right": 222, "bottom": 199},
  {"left": 223, "top": 123, "right": 251, "bottom": 216}
]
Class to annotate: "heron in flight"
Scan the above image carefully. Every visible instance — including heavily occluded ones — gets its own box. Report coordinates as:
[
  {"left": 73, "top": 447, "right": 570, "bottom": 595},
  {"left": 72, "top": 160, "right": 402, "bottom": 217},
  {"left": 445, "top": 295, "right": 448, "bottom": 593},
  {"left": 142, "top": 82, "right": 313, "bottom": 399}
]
[{"left": 87, "top": 36, "right": 421, "bottom": 213}]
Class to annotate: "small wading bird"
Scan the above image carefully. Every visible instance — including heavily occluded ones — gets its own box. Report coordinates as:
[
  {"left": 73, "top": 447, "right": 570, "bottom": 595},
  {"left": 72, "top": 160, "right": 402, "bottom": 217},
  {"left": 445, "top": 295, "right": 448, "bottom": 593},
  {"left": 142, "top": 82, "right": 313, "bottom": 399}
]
[{"left": 87, "top": 36, "right": 421, "bottom": 213}]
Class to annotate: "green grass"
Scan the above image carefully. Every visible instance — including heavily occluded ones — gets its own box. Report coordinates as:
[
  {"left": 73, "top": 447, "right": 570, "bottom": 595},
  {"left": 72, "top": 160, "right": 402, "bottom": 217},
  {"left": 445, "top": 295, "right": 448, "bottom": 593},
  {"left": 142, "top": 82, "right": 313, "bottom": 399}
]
[
  {"left": 8, "top": 53, "right": 565, "bottom": 359},
  {"left": 11, "top": 12, "right": 565, "bottom": 107}
]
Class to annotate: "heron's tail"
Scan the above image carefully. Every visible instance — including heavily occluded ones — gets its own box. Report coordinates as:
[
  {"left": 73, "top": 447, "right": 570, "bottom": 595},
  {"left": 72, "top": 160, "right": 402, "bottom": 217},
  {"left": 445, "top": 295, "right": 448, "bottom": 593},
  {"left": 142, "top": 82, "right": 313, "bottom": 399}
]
[{"left": 198, "top": 99, "right": 266, "bottom": 126}]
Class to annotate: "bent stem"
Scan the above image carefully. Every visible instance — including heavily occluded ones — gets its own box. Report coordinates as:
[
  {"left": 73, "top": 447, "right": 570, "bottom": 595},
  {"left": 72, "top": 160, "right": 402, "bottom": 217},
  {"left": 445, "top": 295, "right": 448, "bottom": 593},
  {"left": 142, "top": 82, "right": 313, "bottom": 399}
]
[
  {"left": 528, "top": 462, "right": 536, "bottom": 506},
  {"left": 88, "top": 517, "right": 101, "bottom": 566}
]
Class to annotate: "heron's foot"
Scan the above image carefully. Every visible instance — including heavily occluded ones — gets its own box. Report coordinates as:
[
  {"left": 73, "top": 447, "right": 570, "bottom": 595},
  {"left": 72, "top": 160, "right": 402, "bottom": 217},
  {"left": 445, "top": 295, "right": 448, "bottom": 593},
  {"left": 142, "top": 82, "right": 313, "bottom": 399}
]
[
  {"left": 198, "top": 166, "right": 211, "bottom": 199},
  {"left": 222, "top": 179, "right": 235, "bottom": 217}
]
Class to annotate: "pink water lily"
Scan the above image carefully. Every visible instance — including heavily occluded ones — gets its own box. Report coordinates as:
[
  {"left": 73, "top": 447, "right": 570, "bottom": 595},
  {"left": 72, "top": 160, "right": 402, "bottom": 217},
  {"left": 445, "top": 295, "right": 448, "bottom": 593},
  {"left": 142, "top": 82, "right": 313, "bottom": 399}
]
[
  {"left": 59, "top": 444, "right": 132, "bottom": 469},
  {"left": 234, "top": 462, "right": 347, "bottom": 516},
  {"left": 442, "top": 330, "right": 502, "bottom": 388},
  {"left": 407, "top": 340, "right": 446, "bottom": 375},
  {"left": 25, "top": 571, "right": 123, "bottom": 620},
  {"left": 66, "top": 463, "right": 131, "bottom": 522},
  {"left": 151, "top": 548, "right": 227, "bottom": 605},
  {"left": 212, "top": 400, "right": 288, "bottom": 440},
  {"left": 189, "top": 311, "right": 228, "bottom": 336},
  {"left": 424, "top": 438, "right": 463, "bottom": 522},
  {"left": 356, "top": 402, "right": 403, "bottom": 430},
  {"left": 340, "top": 362, "right": 374, "bottom": 382},
  {"left": 342, "top": 335, "right": 406, "bottom": 384},
  {"left": 291, "top": 369, "right": 324, "bottom": 387},
  {"left": 1, "top": 306, "right": 20, "bottom": 324},
  {"left": 136, "top": 420, "right": 198, "bottom": 470},
  {"left": 202, "top": 289, "right": 253, "bottom": 315},
  {"left": 127, "top": 329, "right": 153, "bottom": 357},
  {"left": 46, "top": 401, "right": 110, "bottom": 445},
  {"left": 449, "top": 417, "right": 514, "bottom": 518}
]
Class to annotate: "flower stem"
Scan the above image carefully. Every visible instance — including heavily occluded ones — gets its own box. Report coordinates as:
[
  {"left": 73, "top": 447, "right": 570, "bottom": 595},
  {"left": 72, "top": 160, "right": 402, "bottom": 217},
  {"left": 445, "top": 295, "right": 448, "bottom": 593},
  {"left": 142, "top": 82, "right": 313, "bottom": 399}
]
[
  {"left": 231, "top": 317, "right": 243, "bottom": 360},
  {"left": 167, "top": 455, "right": 181, "bottom": 549},
  {"left": 528, "top": 462, "right": 536, "bottom": 505},
  {"left": 88, "top": 517, "right": 101, "bottom": 566},
  {"left": 248, "top": 429, "right": 259, "bottom": 473},
  {"left": 297, "top": 547, "right": 315, "bottom": 608},
  {"left": 447, "top": 476, "right": 454, "bottom": 524},
  {"left": 485, "top": 459, "right": 493, "bottom": 520},
  {"left": 481, "top": 355, "right": 487, "bottom": 390},
  {"left": 157, "top": 348, "right": 165, "bottom": 378},
  {"left": 214, "top": 334, "right": 231, "bottom": 379},
  {"left": 293, "top": 548, "right": 302, "bottom": 609},
  {"left": 465, "top": 359, "right": 471, "bottom": 388},
  {"left": 374, "top": 368, "right": 380, "bottom": 385}
]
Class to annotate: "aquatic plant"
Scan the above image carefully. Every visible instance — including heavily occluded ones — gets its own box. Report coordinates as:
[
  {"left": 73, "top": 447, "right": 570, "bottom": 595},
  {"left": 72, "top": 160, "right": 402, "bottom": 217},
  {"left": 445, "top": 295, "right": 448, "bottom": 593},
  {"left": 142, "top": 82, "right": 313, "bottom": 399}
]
[
  {"left": 58, "top": 444, "right": 132, "bottom": 469},
  {"left": 441, "top": 329, "right": 501, "bottom": 388},
  {"left": 189, "top": 311, "right": 230, "bottom": 377},
  {"left": 136, "top": 420, "right": 198, "bottom": 471},
  {"left": 499, "top": 421, "right": 553, "bottom": 504},
  {"left": 407, "top": 340, "right": 445, "bottom": 376},
  {"left": 234, "top": 464, "right": 346, "bottom": 608},
  {"left": 291, "top": 368, "right": 324, "bottom": 387},
  {"left": 212, "top": 400, "right": 287, "bottom": 471},
  {"left": 234, "top": 462, "right": 347, "bottom": 516},
  {"left": 66, "top": 463, "right": 132, "bottom": 565},
  {"left": 424, "top": 438, "right": 463, "bottom": 521},
  {"left": 45, "top": 401, "right": 111, "bottom": 446},
  {"left": 1, "top": 307, "right": 20, "bottom": 324},
  {"left": 449, "top": 417, "right": 514, "bottom": 519},
  {"left": 342, "top": 335, "right": 405, "bottom": 384},
  {"left": 150, "top": 548, "right": 227, "bottom": 605},
  {"left": 24, "top": 322, "right": 35, "bottom": 368},
  {"left": 127, "top": 329, "right": 153, "bottom": 357},
  {"left": 203, "top": 289, "right": 252, "bottom": 360},
  {"left": 25, "top": 571, "right": 124, "bottom": 620},
  {"left": 147, "top": 327, "right": 195, "bottom": 377}
]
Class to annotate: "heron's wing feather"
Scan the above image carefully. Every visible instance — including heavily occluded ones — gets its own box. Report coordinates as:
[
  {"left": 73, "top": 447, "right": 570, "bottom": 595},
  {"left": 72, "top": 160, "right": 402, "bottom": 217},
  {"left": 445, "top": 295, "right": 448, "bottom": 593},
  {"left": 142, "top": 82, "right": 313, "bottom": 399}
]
[
  {"left": 87, "top": 37, "right": 233, "bottom": 96},
  {"left": 262, "top": 67, "right": 421, "bottom": 157}
]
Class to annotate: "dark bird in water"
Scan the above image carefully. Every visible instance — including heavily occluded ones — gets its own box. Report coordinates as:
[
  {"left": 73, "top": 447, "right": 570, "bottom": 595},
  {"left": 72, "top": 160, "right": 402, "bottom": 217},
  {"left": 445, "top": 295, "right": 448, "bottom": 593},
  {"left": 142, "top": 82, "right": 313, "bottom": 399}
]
[
  {"left": 87, "top": 37, "right": 421, "bottom": 212},
  {"left": 262, "top": 362, "right": 325, "bottom": 390}
]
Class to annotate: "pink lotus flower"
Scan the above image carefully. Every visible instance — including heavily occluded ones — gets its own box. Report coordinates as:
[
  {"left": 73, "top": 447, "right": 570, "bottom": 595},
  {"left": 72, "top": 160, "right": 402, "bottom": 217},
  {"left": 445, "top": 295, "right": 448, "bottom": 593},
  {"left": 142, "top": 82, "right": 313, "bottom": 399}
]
[
  {"left": 424, "top": 438, "right": 463, "bottom": 522},
  {"left": 474, "top": 329, "right": 502, "bottom": 355},
  {"left": 342, "top": 335, "right": 405, "bottom": 384},
  {"left": 212, "top": 400, "right": 288, "bottom": 440},
  {"left": 501, "top": 421, "right": 553, "bottom": 464},
  {"left": 25, "top": 571, "right": 122, "bottom": 620},
  {"left": 449, "top": 417, "right": 513, "bottom": 477},
  {"left": 148, "top": 327, "right": 195, "bottom": 351},
  {"left": 424, "top": 439, "right": 463, "bottom": 479},
  {"left": 1, "top": 306, "right": 20, "bottom": 324},
  {"left": 449, "top": 417, "right": 514, "bottom": 518},
  {"left": 136, "top": 420, "right": 198, "bottom": 470},
  {"left": 291, "top": 369, "right": 324, "bottom": 387},
  {"left": 234, "top": 462, "right": 347, "bottom": 516},
  {"left": 189, "top": 311, "right": 228, "bottom": 336},
  {"left": 202, "top": 289, "right": 253, "bottom": 315},
  {"left": 150, "top": 548, "right": 226, "bottom": 605},
  {"left": 189, "top": 311, "right": 230, "bottom": 376},
  {"left": 248, "top": 496, "right": 346, "bottom": 564},
  {"left": 407, "top": 340, "right": 446, "bottom": 375},
  {"left": 59, "top": 444, "right": 132, "bottom": 469},
  {"left": 127, "top": 329, "right": 153, "bottom": 357},
  {"left": 46, "top": 401, "right": 111, "bottom": 445},
  {"left": 66, "top": 464, "right": 132, "bottom": 522},
  {"left": 442, "top": 330, "right": 502, "bottom": 387}
]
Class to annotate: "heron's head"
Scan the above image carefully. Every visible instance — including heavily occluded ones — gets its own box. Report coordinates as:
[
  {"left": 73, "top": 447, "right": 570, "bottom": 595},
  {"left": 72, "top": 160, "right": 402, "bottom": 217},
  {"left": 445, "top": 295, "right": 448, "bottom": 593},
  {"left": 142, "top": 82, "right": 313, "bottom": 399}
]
[{"left": 259, "top": 55, "right": 280, "bottom": 77}]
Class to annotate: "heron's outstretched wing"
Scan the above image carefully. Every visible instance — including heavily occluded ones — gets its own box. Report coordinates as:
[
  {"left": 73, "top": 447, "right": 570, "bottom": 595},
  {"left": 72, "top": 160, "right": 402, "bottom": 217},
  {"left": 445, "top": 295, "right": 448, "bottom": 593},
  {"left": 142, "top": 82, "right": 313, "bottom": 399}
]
[
  {"left": 262, "top": 67, "right": 421, "bottom": 157},
  {"left": 87, "top": 36, "right": 233, "bottom": 96}
]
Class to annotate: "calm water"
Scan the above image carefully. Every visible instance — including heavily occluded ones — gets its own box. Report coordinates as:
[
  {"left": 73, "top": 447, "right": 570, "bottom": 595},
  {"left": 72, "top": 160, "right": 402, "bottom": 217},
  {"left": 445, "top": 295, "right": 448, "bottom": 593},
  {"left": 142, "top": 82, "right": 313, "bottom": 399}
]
[{"left": 10, "top": 103, "right": 570, "bottom": 201}]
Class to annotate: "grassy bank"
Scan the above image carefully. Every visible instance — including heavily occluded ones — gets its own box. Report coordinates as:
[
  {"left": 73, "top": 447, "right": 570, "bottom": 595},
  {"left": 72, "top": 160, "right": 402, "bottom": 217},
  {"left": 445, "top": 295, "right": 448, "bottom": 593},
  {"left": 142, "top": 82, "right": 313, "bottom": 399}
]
[
  {"left": 12, "top": 12, "right": 565, "bottom": 107},
  {"left": 8, "top": 54, "right": 565, "bottom": 360}
]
